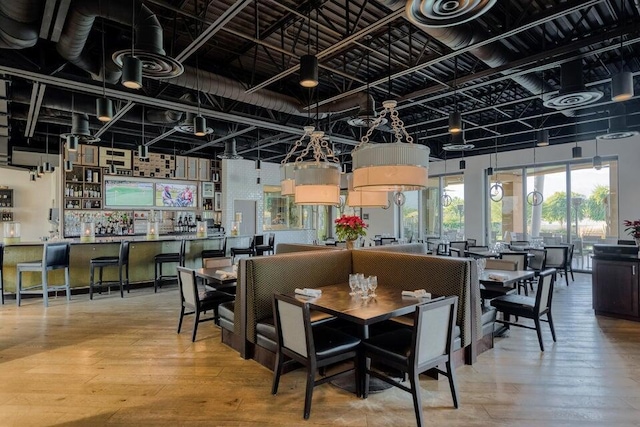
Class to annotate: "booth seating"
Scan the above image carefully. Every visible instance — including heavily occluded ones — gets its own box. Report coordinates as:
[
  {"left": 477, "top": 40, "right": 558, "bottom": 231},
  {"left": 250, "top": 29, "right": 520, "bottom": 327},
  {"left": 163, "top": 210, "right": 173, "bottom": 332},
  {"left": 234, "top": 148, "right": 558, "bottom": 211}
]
[{"left": 218, "top": 247, "right": 488, "bottom": 370}]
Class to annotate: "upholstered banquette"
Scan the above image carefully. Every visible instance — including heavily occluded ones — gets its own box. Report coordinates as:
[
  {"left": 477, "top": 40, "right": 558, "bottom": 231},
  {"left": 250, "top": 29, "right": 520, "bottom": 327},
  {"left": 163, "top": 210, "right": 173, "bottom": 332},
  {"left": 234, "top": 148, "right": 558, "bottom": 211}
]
[{"left": 219, "top": 246, "right": 488, "bottom": 368}]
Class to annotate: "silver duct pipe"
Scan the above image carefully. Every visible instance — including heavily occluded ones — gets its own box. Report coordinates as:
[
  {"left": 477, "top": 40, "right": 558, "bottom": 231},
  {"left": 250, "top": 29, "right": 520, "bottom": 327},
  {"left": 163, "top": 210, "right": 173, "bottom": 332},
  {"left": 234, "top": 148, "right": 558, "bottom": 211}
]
[
  {"left": 57, "top": 0, "right": 166, "bottom": 84},
  {"left": 0, "top": 0, "right": 44, "bottom": 49},
  {"left": 382, "top": 0, "right": 577, "bottom": 117}
]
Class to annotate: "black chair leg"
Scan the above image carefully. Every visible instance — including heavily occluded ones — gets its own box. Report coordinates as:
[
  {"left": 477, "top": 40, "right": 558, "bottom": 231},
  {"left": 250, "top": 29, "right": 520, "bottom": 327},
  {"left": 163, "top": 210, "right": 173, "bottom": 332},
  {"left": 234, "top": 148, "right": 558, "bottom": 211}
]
[
  {"left": 547, "top": 311, "right": 557, "bottom": 342},
  {"left": 271, "top": 351, "right": 283, "bottom": 395},
  {"left": 98, "top": 267, "right": 104, "bottom": 294},
  {"left": 177, "top": 306, "right": 185, "bottom": 333},
  {"left": 564, "top": 266, "right": 569, "bottom": 285},
  {"left": 446, "top": 360, "right": 459, "bottom": 408},
  {"left": 89, "top": 265, "right": 95, "bottom": 300},
  {"left": 362, "top": 354, "right": 370, "bottom": 399},
  {"left": 409, "top": 370, "right": 424, "bottom": 427},
  {"left": 192, "top": 311, "right": 200, "bottom": 342},
  {"left": 154, "top": 262, "right": 159, "bottom": 293},
  {"left": 303, "top": 365, "right": 315, "bottom": 420},
  {"left": 118, "top": 267, "right": 124, "bottom": 298},
  {"left": 569, "top": 267, "right": 575, "bottom": 281},
  {"left": 534, "top": 318, "right": 544, "bottom": 351},
  {"left": 126, "top": 264, "right": 130, "bottom": 293}
]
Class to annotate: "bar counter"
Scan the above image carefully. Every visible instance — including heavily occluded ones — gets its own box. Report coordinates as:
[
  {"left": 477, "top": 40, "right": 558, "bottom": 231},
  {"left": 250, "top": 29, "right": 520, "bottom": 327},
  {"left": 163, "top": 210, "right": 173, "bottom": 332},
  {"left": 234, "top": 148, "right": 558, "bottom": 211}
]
[{"left": 1, "top": 235, "right": 251, "bottom": 294}]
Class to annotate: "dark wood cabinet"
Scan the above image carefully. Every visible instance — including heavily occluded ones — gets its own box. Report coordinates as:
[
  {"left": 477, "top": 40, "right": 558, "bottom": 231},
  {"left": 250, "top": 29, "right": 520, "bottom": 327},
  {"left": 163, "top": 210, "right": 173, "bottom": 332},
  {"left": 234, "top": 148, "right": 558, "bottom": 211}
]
[{"left": 592, "top": 258, "right": 640, "bottom": 320}]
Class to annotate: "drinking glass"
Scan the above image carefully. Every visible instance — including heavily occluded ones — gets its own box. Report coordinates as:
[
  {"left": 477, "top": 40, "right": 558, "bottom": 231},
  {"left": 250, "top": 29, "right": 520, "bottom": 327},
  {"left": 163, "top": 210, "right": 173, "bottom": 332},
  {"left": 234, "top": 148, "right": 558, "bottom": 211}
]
[
  {"left": 476, "top": 258, "right": 487, "bottom": 277},
  {"left": 368, "top": 276, "right": 378, "bottom": 297},
  {"left": 348, "top": 274, "right": 358, "bottom": 296},
  {"left": 359, "top": 277, "right": 370, "bottom": 298}
]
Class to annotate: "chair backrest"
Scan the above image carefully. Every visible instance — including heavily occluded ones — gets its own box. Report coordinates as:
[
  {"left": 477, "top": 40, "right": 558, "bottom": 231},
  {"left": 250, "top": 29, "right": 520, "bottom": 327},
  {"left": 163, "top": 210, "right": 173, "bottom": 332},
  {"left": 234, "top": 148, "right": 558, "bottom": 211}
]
[
  {"left": 177, "top": 266, "right": 198, "bottom": 307},
  {"left": 179, "top": 239, "right": 187, "bottom": 266},
  {"left": 468, "top": 245, "right": 489, "bottom": 251},
  {"left": 466, "top": 238, "right": 477, "bottom": 246},
  {"left": 0, "top": 243, "right": 4, "bottom": 266},
  {"left": 449, "top": 241, "right": 467, "bottom": 252},
  {"left": 528, "top": 248, "right": 547, "bottom": 270},
  {"left": 204, "top": 257, "right": 233, "bottom": 269},
  {"left": 254, "top": 235, "right": 265, "bottom": 246},
  {"left": 381, "top": 237, "right": 397, "bottom": 245},
  {"left": 268, "top": 233, "right": 275, "bottom": 247},
  {"left": 43, "top": 242, "right": 70, "bottom": 269},
  {"left": 618, "top": 239, "right": 637, "bottom": 245},
  {"left": 273, "top": 294, "right": 311, "bottom": 358},
  {"left": 485, "top": 258, "right": 517, "bottom": 271},
  {"left": 119, "top": 241, "right": 130, "bottom": 265},
  {"left": 413, "top": 296, "right": 458, "bottom": 367},
  {"left": 544, "top": 246, "right": 567, "bottom": 269},
  {"left": 500, "top": 252, "right": 528, "bottom": 270},
  {"left": 534, "top": 269, "right": 555, "bottom": 314},
  {"left": 449, "top": 248, "right": 461, "bottom": 257}
]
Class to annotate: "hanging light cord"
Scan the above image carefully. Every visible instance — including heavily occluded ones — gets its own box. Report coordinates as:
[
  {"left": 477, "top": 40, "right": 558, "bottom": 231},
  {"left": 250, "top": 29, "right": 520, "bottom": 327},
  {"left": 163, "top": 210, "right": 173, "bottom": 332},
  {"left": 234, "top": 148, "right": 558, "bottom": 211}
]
[
  {"left": 387, "top": 23, "right": 392, "bottom": 98},
  {"left": 142, "top": 105, "right": 145, "bottom": 144},
  {"left": 131, "top": 0, "right": 135, "bottom": 57},
  {"left": 100, "top": 0, "right": 106, "bottom": 98}
]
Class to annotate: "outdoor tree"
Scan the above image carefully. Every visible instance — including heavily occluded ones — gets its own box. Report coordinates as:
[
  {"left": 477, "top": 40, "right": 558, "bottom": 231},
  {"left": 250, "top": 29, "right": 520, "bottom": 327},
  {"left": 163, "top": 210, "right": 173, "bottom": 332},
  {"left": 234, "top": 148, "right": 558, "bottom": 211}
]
[
  {"left": 443, "top": 196, "right": 465, "bottom": 230},
  {"left": 541, "top": 191, "right": 587, "bottom": 226},
  {"left": 585, "top": 184, "right": 609, "bottom": 222}
]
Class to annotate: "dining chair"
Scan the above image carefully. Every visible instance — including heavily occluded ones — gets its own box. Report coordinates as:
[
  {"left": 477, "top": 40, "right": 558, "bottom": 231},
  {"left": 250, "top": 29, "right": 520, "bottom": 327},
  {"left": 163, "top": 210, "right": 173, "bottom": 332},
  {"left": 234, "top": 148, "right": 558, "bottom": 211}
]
[
  {"left": 16, "top": 242, "right": 71, "bottom": 307},
  {"left": 524, "top": 248, "right": 547, "bottom": 296},
  {"left": 154, "top": 239, "right": 186, "bottom": 293},
  {"left": 543, "top": 246, "right": 569, "bottom": 286},
  {"left": 361, "top": 296, "right": 459, "bottom": 427},
  {"left": 202, "top": 237, "right": 227, "bottom": 262},
  {"left": 380, "top": 237, "right": 397, "bottom": 245},
  {"left": 177, "top": 266, "right": 235, "bottom": 342},
  {"left": 449, "top": 241, "right": 468, "bottom": 254},
  {"left": 466, "top": 238, "right": 477, "bottom": 246},
  {"left": 480, "top": 259, "right": 518, "bottom": 305},
  {"left": 618, "top": 239, "right": 637, "bottom": 245},
  {"left": 89, "top": 240, "right": 130, "bottom": 300},
  {"left": 230, "top": 236, "right": 255, "bottom": 262},
  {"left": 255, "top": 233, "right": 275, "bottom": 255},
  {"left": 449, "top": 248, "right": 461, "bottom": 257},
  {"left": 202, "top": 257, "right": 236, "bottom": 293},
  {"left": 271, "top": 293, "right": 361, "bottom": 420},
  {"left": 491, "top": 269, "right": 557, "bottom": 351},
  {"left": 500, "top": 251, "right": 528, "bottom": 270}
]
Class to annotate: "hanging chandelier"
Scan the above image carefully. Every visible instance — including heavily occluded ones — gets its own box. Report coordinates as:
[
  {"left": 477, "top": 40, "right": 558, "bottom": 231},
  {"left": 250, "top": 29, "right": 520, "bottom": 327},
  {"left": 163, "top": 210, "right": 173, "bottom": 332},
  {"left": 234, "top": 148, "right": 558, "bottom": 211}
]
[
  {"left": 351, "top": 100, "right": 430, "bottom": 191},
  {"left": 280, "top": 126, "right": 315, "bottom": 196},
  {"left": 281, "top": 127, "right": 341, "bottom": 205}
]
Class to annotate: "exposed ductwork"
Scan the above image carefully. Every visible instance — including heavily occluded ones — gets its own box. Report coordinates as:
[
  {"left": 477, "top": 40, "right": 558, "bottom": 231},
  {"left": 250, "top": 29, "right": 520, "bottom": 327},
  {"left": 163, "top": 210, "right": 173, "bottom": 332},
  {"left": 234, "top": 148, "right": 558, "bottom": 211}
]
[
  {"left": 0, "top": 1, "right": 44, "bottom": 49},
  {"left": 57, "top": 0, "right": 182, "bottom": 84},
  {"left": 381, "top": 0, "right": 578, "bottom": 117},
  {"left": 218, "top": 139, "right": 242, "bottom": 159}
]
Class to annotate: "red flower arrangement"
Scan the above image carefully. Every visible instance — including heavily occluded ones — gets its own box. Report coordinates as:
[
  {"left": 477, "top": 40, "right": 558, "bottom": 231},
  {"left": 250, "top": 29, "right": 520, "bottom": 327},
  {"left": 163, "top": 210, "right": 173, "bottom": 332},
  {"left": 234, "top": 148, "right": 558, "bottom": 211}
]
[
  {"left": 334, "top": 215, "right": 368, "bottom": 241},
  {"left": 623, "top": 220, "right": 640, "bottom": 239}
]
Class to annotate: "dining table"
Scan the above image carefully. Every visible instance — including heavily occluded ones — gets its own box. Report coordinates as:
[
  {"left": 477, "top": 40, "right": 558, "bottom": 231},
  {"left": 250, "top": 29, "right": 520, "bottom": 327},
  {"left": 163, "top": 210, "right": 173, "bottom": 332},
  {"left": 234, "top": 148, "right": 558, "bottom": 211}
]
[
  {"left": 479, "top": 269, "right": 535, "bottom": 288},
  {"left": 195, "top": 266, "right": 237, "bottom": 289}
]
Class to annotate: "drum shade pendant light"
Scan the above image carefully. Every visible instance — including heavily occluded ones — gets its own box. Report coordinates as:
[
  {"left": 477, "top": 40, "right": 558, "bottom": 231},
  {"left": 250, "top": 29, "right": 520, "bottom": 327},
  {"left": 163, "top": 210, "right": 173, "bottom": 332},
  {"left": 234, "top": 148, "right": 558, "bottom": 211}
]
[
  {"left": 536, "top": 129, "right": 549, "bottom": 147},
  {"left": 291, "top": 130, "right": 341, "bottom": 205},
  {"left": 37, "top": 165, "right": 44, "bottom": 177},
  {"left": 66, "top": 135, "right": 78, "bottom": 152},
  {"left": 108, "top": 133, "right": 117, "bottom": 175},
  {"left": 193, "top": 54, "right": 207, "bottom": 136},
  {"left": 121, "top": 2, "right": 142, "bottom": 89},
  {"left": 527, "top": 142, "right": 543, "bottom": 206},
  {"left": 352, "top": 100, "right": 430, "bottom": 191},
  {"left": 29, "top": 170, "right": 37, "bottom": 181},
  {"left": 345, "top": 173, "right": 388, "bottom": 208},
  {"left": 572, "top": 142, "right": 582, "bottom": 158},
  {"left": 280, "top": 126, "right": 314, "bottom": 196},
  {"left": 612, "top": 18, "right": 633, "bottom": 102},
  {"left": 448, "top": 57, "right": 462, "bottom": 133},
  {"left": 96, "top": 2, "right": 113, "bottom": 121},
  {"left": 42, "top": 126, "right": 52, "bottom": 173}
]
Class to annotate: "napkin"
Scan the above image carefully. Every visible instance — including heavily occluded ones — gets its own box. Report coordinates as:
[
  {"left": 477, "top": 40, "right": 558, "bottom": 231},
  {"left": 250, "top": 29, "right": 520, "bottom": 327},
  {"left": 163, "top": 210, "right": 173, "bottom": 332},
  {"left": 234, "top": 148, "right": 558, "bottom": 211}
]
[
  {"left": 295, "top": 288, "right": 322, "bottom": 297},
  {"left": 215, "top": 270, "right": 237, "bottom": 279},
  {"left": 402, "top": 289, "right": 431, "bottom": 299},
  {"left": 488, "top": 273, "right": 509, "bottom": 282}
]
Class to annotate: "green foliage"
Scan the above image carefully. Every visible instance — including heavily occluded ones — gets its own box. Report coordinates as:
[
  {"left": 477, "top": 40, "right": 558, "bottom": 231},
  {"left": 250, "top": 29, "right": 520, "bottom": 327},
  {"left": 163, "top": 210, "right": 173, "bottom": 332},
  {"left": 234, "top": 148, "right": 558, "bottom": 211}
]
[
  {"left": 443, "top": 197, "right": 465, "bottom": 230},
  {"left": 585, "top": 185, "right": 609, "bottom": 222},
  {"left": 541, "top": 191, "right": 587, "bottom": 226}
]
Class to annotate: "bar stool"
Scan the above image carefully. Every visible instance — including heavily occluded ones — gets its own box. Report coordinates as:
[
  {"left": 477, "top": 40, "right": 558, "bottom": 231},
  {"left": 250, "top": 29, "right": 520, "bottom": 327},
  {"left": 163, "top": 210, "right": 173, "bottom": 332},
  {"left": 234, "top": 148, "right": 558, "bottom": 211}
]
[
  {"left": 255, "top": 233, "right": 275, "bottom": 256},
  {"left": 201, "top": 237, "right": 227, "bottom": 266},
  {"left": 154, "top": 239, "right": 187, "bottom": 293},
  {"left": 0, "top": 243, "right": 4, "bottom": 305},
  {"left": 89, "top": 241, "right": 130, "bottom": 299},
  {"left": 16, "top": 242, "right": 71, "bottom": 307}
]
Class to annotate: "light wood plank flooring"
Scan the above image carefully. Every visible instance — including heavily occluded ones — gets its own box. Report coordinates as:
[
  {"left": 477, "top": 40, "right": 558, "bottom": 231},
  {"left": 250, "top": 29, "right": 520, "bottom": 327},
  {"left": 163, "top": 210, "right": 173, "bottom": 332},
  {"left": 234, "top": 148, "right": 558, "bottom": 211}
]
[{"left": 1, "top": 274, "right": 640, "bottom": 426}]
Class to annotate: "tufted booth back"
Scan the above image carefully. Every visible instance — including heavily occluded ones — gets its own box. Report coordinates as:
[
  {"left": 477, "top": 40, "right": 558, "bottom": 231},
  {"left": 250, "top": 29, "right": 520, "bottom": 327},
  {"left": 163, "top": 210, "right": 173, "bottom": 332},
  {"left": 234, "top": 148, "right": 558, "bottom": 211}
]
[
  {"left": 275, "top": 243, "right": 342, "bottom": 254},
  {"left": 237, "top": 249, "right": 353, "bottom": 342},
  {"left": 351, "top": 251, "right": 477, "bottom": 348}
]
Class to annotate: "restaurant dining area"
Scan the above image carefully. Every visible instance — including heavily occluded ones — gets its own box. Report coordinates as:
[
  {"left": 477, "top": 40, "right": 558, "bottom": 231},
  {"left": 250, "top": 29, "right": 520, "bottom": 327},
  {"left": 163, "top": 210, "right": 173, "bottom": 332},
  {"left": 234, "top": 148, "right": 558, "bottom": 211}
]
[{"left": 3, "top": 0, "right": 640, "bottom": 425}]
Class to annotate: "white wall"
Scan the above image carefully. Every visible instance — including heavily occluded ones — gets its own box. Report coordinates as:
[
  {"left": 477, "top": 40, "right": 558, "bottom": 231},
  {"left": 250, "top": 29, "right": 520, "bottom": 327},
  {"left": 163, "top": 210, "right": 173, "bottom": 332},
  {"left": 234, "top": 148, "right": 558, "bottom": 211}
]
[{"left": 0, "top": 167, "right": 59, "bottom": 241}]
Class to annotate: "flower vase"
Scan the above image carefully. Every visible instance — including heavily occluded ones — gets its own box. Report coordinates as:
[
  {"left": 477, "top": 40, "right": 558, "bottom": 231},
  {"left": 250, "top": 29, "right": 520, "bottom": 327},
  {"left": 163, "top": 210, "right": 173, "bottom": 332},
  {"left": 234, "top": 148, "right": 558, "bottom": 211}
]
[{"left": 346, "top": 239, "right": 355, "bottom": 250}]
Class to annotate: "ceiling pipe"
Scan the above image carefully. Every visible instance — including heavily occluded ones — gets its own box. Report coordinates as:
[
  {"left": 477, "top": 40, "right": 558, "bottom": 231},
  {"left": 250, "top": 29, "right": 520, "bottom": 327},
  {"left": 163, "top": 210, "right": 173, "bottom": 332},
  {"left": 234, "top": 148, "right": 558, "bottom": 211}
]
[
  {"left": 0, "top": 0, "right": 44, "bottom": 49},
  {"left": 380, "top": 0, "right": 577, "bottom": 117},
  {"left": 56, "top": 0, "right": 176, "bottom": 84}
]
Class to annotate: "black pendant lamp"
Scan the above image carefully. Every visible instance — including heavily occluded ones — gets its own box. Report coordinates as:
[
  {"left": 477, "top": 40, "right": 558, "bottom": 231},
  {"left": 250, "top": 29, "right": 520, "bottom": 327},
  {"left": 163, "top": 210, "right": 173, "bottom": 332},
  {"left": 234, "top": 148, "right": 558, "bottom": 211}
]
[
  {"left": 108, "top": 134, "right": 117, "bottom": 175},
  {"left": 572, "top": 143, "right": 582, "bottom": 158},
  {"left": 612, "top": 27, "right": 633, "bottom": 102},
  {"left": 138, "top": 106, "right": 149, "bottom": 159},
  {"left": 96, "top": 3, "right": 113, "bottom": 121},
  {"left": 194, "top": 115, "right": 206, "bottom": 137},
  {"left": 299, "top": 54, "right": 318, "bottom": 88},
  {"left": 64, "top": 160, "right": 73, "bottom": 172},
  {"left": 593, "top": 139, "right": 602, "bottom": 170},
  {"left": 449, "top": 111, "right": 462, "bottom": 134},
  {"left": 29, "top": 170, "right": 37, "bottom": 181},
  {"left": 121, "top": 1, "right": 142, "bottom": 89},
  {"left": 536, "top": 129, "right": 549, "bottom": 147},
  {"left": 37, "top": 165, "right": 44, "bottom": 177}
]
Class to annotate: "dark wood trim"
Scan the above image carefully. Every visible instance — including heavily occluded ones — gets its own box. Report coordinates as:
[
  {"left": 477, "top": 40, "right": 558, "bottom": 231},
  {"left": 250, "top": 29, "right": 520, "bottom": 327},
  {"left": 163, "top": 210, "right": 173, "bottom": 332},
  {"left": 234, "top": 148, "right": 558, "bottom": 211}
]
[
  {"left": 467, "top": 259, "right": 479, "bottom": 365},
  {"left": 238, "top": 259, "right": 250, "bottom": 359}
]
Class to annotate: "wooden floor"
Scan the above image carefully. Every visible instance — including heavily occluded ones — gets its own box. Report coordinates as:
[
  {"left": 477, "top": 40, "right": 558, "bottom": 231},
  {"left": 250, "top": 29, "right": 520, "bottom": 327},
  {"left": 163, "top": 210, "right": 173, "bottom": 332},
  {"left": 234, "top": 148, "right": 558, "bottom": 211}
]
[{"left": 1, "top": 274, "right": 640, "bottom": 426}]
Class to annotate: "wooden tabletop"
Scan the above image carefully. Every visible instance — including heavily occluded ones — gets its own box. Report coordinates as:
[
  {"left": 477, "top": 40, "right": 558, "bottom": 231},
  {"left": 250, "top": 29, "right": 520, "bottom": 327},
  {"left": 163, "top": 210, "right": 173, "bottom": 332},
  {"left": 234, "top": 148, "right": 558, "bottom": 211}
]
[
  {"left": 295, "top": 283, "right": 436, "bottom": 327},
  {"left": 480, "top": 269, "right": 535, "bottom": 287},
  {"left": 194, "top": 266, "right": 237, "bottom": 285}
]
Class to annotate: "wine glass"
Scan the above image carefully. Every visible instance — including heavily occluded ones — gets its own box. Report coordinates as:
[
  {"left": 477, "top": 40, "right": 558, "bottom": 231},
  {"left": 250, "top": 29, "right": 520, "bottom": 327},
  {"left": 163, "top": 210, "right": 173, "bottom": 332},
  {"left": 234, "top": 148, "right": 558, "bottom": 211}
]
[
  {"left": 359, "top": 276, "right": 370, "bottom": 298},
  {"left": 348, "top": 274, "right": 358, "bottom": 296},
  {"left": 368, "top": 276, "right": 378, "bottom": 297}
]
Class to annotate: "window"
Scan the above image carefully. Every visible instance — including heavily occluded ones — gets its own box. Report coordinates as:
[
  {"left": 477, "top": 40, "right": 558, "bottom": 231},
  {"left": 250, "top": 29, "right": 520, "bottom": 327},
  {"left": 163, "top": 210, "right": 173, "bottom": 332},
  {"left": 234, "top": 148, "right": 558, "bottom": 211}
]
[
  {"left": 401, "top": 191, "right": 419, "bottom": 241},
  {"left": 263, "top": 185, "right": 311, "bottom": 230},
  {"left": 442, "top": 174, "right": 465, "bottom": 241},
  {"left": 422, "top": 176, "right": 441, "bottom": 238}
]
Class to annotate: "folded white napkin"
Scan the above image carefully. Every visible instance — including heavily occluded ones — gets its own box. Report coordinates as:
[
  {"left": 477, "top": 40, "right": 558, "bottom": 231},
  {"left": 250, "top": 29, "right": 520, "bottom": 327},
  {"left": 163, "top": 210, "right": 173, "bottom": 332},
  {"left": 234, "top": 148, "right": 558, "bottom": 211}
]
[
  {"left": 488, "top": 273, "right": 509, "bottom": 282},
  {"left": 215, "top": 270, "right": 237, "bottom": 279},
  {"left": 295, "top": 288, "right": 322, "bottom": 297},
  {"left": 402, "top": 289, "right": 431, "bottom": 299}
]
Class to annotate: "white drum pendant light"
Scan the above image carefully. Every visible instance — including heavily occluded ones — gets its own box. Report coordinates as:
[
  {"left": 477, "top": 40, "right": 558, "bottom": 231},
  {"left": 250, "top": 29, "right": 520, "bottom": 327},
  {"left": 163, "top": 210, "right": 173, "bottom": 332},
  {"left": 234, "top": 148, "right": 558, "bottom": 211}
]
[
  {"left": 352, "top": 100, "right": 429, "bottom": 191},
  {"left": 293, "top": 130, "right": 341, "bottom": 205},
  {"left": 280, "top": 126, "right": 314, "bottom": 196},
  {"left": 345, "top": 173, "right": 388, "bottom": 208}
]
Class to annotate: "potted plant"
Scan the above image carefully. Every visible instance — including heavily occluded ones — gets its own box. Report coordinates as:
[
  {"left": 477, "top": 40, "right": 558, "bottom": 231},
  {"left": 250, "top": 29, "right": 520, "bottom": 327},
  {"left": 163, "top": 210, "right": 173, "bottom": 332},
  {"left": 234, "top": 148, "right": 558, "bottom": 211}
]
[{"left": 334, "top": 215, "right": 367, "bottom": 249}]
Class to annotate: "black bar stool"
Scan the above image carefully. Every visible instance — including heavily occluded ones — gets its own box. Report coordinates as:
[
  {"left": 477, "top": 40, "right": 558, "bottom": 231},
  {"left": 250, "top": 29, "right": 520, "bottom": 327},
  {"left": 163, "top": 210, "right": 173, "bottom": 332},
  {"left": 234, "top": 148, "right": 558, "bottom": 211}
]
[
  {"left": 201, "top": 237, "right": 227, "bottom": 265},
  {"left": 0, "top": 243, "right": 4, "bottom": 305},
  {"left": 154, "top": 239, "right": 187, "bottom": 292},
  {"left": 16, "top": 242, "right": 71, "bottom": 307},
  {"left": 230, "top": 236, "right": 255, "bottom": 262},
  {"left": 89, "top": 241, "right": 130, "bottom": 299},
  {"left": 255, "top": 233, "right": 275, "bottom": 256}
]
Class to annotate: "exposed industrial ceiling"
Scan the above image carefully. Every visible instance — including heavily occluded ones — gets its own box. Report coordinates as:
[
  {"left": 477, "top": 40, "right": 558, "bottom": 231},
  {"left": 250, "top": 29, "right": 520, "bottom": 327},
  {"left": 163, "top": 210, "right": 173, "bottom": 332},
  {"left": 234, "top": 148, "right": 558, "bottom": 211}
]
[{"left": 1, "top": 0, "right": 639, "bottom": 169}]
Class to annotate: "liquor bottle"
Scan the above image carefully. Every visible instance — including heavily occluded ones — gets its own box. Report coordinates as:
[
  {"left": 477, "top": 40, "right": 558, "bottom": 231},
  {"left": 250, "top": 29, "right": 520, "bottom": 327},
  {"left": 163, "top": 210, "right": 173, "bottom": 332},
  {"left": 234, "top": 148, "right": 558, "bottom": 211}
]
[{"left": 177, "top": 216, "right": 183, "bottom": 233}]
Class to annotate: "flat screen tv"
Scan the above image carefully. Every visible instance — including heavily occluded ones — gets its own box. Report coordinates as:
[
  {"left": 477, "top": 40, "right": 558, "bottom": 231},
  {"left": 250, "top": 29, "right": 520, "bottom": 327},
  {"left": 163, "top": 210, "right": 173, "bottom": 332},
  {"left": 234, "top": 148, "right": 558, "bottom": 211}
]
[
  {"left": 105, "top": 179, "right": 155, "bottom": 207},
  {"left": 155, "top": 183, "right": 197, "bottom": 208}
]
